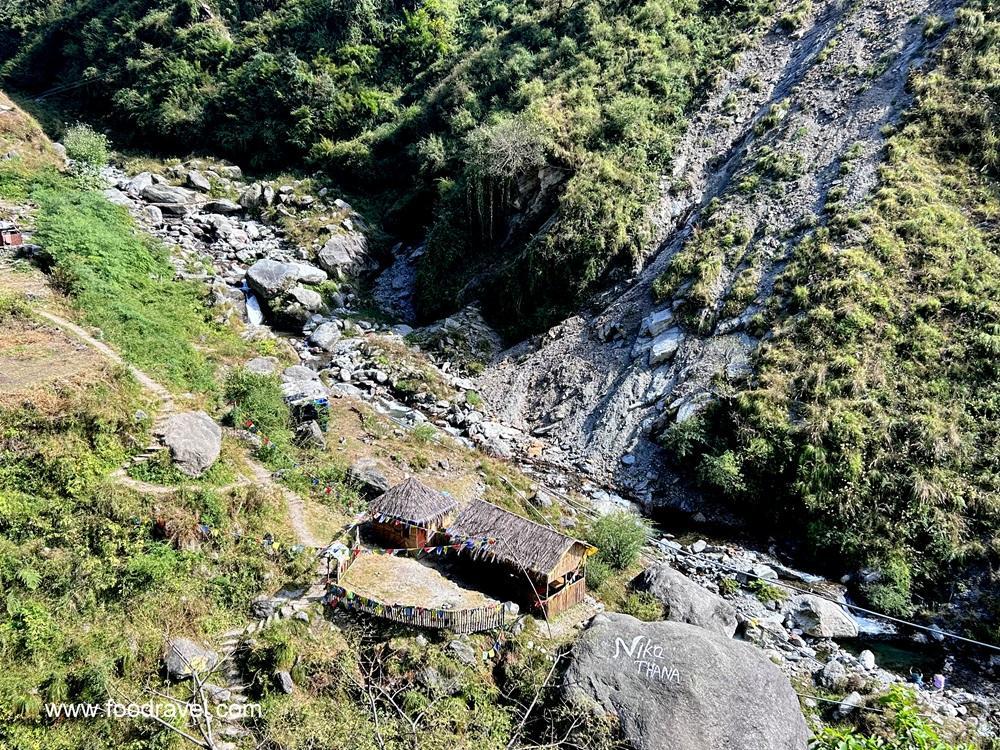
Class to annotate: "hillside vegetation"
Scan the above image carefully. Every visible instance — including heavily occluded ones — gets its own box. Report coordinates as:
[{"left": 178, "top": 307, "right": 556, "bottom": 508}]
[
  {"left": 1, "top": 0, "right": 777, "bottom": 334},
  {"left": 661, "top": 0, "right": 1000, "bottom": 619}
]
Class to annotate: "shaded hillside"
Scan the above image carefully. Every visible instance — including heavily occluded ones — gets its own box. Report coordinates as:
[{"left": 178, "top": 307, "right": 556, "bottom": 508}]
[{"left": 1, "top": 0, "right": 779, "bottom": 333}]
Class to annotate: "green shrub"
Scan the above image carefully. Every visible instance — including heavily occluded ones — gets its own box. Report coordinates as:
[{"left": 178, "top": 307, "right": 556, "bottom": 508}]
[
  {"left": 62, "top": 123, "right": 109, "bottom": 168},
  {"left": 810, "top": 686, "right": 974, "bottom": 749},
  {"left": 748, "top": 578, "right": 787, "bottom": 605},
  {"left": 620, "top": 591, "right": 664, "bottom": 621},
  {"left": 585, "top": 557, "right": 613, "bottom": 589},
  {"left": 586, "top": 512, "right": 649, "bottom": 571},
  {"left": 224, "top": 368, "right": 292, "bottom": 459}
]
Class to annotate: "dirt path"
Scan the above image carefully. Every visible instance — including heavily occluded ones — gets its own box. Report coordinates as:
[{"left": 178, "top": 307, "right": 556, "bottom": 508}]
[{"left": 26, "top": 304, "right": 323, "bottom": 550}]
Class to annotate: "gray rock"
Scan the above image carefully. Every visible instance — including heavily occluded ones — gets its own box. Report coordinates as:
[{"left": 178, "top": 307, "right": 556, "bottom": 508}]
[
  {"left": 818, "top": 659, "right": 849, "bottom": 690},
  {"left": 245, "top": 356, "right": 279, "bottom": 375},
  {"left": 276, "top": 670, "right": 295, "bottom": 694},
  {"left": 297, "top": 420, "right": 326, "bottom": 449},
  {"left": 156, "top": 411, "right": 222, "bottom": 477},
  {"left": 290, "top": 262, "right": 328, "bottom": 285},
  {"left": 785, "top": 595, "right": 859, "bottom": 639},
  {"left": 317, "top": 231, "right": 372, "bottom": 278},
  {"left": 310, "top": 322, "right": 342, "bottom": 351},
  {"left": 649, "top": 328, "right": 684, "bottom": 366},
  {"left": 283, "top": 365, "right": 319, "bottom": 381},
  {"left": 634, "top": 564, "right": 738, "bottom": 637},
  {"left": 348, "top": 458, "right": 391, "bottom": 495},
  {"left": 447, "top": 639, "right": 477, "bottom": 666},
  {"left": 217, "top": 165, "right": 242, "bottom": 180},
  {"left": 837, "top": 691, "right": 863, "bottom": 717},
  {"left": 251, "top": 596, "right": 277, "bottom": 619},
  {"left": 164, "top": 637, "right": 218, "bottom": 679},
  {"left": 641, "top": 308, "right": 675, "bottom": 338},
  {"left": 125, "top": 172, "right": 155, "bottom": 196},
  {"left": 858, "top": 649, "right": 876, "bottom": 670},
  {"left": 104, "top": 188, "right": 132, "bottom": 206},
  {"left": 143, "top": 205, "right": 164, "bottom": 226},
  {"left": 284, "top": 285, "right": 324, "bottom": 318},
  {"left": 239, "top": 182, "right": 275, "bottom": 211},
  {"left": 203, "top": 199, "right": 242, "bottom": 215},
  {"left": 564, "top": 614, "right": 809, "bottom": 750},
  {"left": 142, "top": 183, "right": 196, "bottom": 205},
  {"left": 750, "top": 564, "right": 779, "bottom": 581},
  {"left": 203, "top": 683, "right": 232, "bottom": 703},
  {"left": 187, "top": 170, "right": 211, "bottom": 192},
  {"left": 246, "top": 259, "right": 306, "bottom": 299}
]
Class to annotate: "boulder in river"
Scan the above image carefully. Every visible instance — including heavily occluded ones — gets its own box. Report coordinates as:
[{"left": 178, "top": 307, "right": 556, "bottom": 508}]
[
  {"left": 246, "top": 259, "right": 312, "bottom": 299},
  {"left": 563, "top": 613, "right": 809, "bottom": 750},
  {"left": 785, "top": 594, "right": 859, "bottom": 639},
  {"left": 633, "top": 563, "right": 737, "bottom": 637},
  {"left": 157, "top": 411, "right": 222, "bottom": 477},
  {"left": 317, "top": 230, "right": 373, "bottom": 279},
  {"left": 141, "top": 183, "right": 196, "bottom": 205}
]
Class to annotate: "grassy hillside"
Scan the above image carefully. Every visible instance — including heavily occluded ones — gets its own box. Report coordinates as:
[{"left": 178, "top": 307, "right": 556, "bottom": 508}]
[
  {"left": 660, "top": 0, "right": 1000, "bottom": 619},
  {"left": 0, "top": 0, "right": 777, "bottom": 334}
]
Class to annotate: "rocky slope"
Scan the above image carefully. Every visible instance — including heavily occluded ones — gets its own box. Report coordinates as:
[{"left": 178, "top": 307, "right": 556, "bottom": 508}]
[{"left": 475, "top": 0, "right": 957, "bottom": 508}]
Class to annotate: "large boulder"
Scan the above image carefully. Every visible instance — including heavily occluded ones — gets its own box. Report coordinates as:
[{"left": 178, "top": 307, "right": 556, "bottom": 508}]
[
  {"left": 246, "top": 259, "right": 311, "bottom": 300},
  {"left": 564, "top": 614, "right": 809, "bottom": 750},
  {"left": 310, "top": 321, "right": 342, "bottom": 351},
  {"left": 164, "top": 637, "right": 219, "bottom": 679},
  {"left": 157, "top": 411, "right": 222, "bottom": 477},
  {"left": 317, "top": 231, "right": 373, "bottom": 279},
  {"left": 785, "top": 594, "right": 859, "bottom": 638},
  {"left": 633, "top": 564, "right": 738, "bottom": 637},
  {"left": 348, "top": 457, "right": 391, "bottom": 495},
  {"left": 141, "top": 183, "right": 196, "bottom": 205}
]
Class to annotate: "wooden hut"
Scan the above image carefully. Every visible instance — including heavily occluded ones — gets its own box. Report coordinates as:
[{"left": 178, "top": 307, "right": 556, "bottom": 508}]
[
  {"left": 368, "top": 478, "right": 457, "bottom": 549},
  {"left": 447, "top": 499, "right": 593, "bottom": 618}
]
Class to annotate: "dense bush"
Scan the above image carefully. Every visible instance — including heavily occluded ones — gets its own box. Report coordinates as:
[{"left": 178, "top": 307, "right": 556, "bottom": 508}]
[
  {"left": 62, "top": 123, "right": 109, "bottom": 168},
  {"left": 0, "top": 0, "right": 777, "bottom": 335},
  {"left": 585, "top": 511, "right": 649, "bottom": 570}
]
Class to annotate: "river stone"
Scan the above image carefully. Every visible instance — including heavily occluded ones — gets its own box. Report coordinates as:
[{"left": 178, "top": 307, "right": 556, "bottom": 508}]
[
  {"left": 141, "top": 183, "right": 196, "bottom": 204},
  {"left": 157, "top": 411, "right": 222, "bottom": 477},
  {"left": 143, "top": 205, "right": 164, "bottom": 226},
  {"left": 648, "top": 328, "right": 683, "bottom": 366},
  {"left": 186, "top": 170, "right": 211, "bottom": 191},
  {"left": 125, "top": 171, "right": 155, "bottom": 196},
  {"left": 564, "top": 614, "right": 809, "bottom": 750},
  {"left": 310, "top": 322, "right": 342, "bottom": 351},
  {"left": 785, "top": 594, "right": 859, "bottom": 638},
  {"left": 246, "top": 259, "right": 303, "bottom": 299},
  {"left": 164, "top": 637, "right": 219, "bottom": 679},
  {"left": 634, "top": 564, "right": 737, "bottom": 637},
  {"left": 203, "top": 198, "right": 242, "bottom": 215},
  {"left": 283, "top": 365, "right": 319, "bottom": 381},
  {"left": 317, "top": 231, "right": 371, "bottom": 278},
  {"left": 818, "top": 659, "right": 849, "bottom": 690},
  {"left": 289, "top": 262, "right": 328, "bottom": 285}
]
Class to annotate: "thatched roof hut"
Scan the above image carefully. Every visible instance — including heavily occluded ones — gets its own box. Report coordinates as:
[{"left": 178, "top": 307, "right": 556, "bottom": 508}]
[
  {"left": 369, "top": 477, "right": 457, "bottom": 527},
  {"left": 448, "top": 500, "right": 592, "bottom": 583}
]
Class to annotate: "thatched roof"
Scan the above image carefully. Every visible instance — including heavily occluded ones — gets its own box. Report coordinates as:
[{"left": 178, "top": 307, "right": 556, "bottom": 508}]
[
  {"left": 369, "top": 477, "right": 457, "bottom": 526},
  {"left": 448, "top": 500, "right": 590, "bottom": 578}
]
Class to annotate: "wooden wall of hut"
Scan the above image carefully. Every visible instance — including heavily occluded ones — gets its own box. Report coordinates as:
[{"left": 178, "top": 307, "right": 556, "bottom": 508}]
[{"left": 371, "top": 522, "right": 428, "bottom": 549}]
